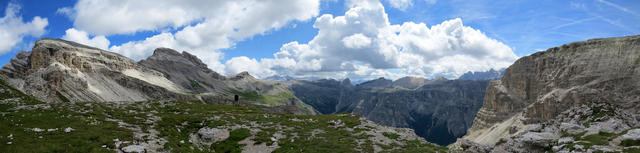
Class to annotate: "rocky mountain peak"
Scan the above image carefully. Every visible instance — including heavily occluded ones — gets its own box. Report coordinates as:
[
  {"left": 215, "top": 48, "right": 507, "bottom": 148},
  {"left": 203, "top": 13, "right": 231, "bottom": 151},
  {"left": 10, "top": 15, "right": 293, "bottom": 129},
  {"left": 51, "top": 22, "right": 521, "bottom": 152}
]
[
  {"left": 432, "top": 76, "right": 448, "bottom": 81},
  {"left": 146, "top": 48, "right": 208, "bottom": 70},
  {"left": 37, "top": 38, "right": 105, "bottom": 51},
  {"left": 357, "top": 77, "right": 392, "bottom": 89},
  {"left": 230, "top": 71, "right": 255, "bottom": 80},
  {"left": 458, "top": 68, "right": 505, "bottom": 80},
  {"left": 25, "top": 38, "right": 137, "bottom": 72},
  {"left": 152, "top": 47, "right": 181, "bottom": 56},
  {"left": 341, "top": 78, "right": 352, "bottom": 86},
  {"left": 264, "top": 75, "right": 295, "bottom": 81},
  {"left": 392, "top": 76, "right": 427, "bottom": 89}
]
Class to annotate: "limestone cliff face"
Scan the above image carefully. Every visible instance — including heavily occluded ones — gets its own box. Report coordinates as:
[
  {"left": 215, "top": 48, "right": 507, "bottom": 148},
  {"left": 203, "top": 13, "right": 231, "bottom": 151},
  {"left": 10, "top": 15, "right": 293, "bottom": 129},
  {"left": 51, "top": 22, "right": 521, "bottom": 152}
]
[
  {"left": 460, "top": 35, "right": 640, "bottom": 146},
  {"left": 1, "top": 39, "right": 192, "bottom": 102}
]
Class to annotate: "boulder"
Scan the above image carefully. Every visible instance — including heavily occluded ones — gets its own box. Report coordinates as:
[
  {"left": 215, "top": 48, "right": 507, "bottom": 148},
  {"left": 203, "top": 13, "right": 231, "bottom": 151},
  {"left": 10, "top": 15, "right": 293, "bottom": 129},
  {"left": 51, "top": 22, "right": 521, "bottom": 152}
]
[
  {"left": 121, "top": 145, "right": 145, "bottom": 153},
  {"left": 459, "top": 139, "right": 492, "bottom": 153},
  {"left": 518, "top": 132, "right": 556, "bottom": 147},
  {"left": 557, "top": 137, "right": 573, "bottom": 144},
  {"left": 621, "top": 129, "right": 640, "bottom": 140},
  {"left": 197, "top": 127, "right": 229, "bottom": 143},
  {"left": 559, "top": 122, "right": 584, "bottom": 135}
]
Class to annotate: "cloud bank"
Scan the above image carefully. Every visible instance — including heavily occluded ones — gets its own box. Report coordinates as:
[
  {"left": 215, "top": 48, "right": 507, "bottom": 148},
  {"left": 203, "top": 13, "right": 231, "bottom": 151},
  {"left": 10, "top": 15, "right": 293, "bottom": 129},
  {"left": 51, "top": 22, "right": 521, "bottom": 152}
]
[
  {"left": 227, "top": 0, "right": 518, "bottom": 80},
  {"left": 60, "top": 0, "right": 321, "bottom": 73}
]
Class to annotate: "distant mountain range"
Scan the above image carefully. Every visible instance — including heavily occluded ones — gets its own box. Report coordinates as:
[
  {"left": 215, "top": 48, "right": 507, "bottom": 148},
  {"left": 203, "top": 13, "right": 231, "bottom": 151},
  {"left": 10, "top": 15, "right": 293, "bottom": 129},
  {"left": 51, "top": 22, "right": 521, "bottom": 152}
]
[
  {"left": 458, "top": 68, "right": 505, "bottom": 80},
  {"left": 284, "top": 76, "right": 489, "bottom": 145},
  {"left": 263, "top": 75, "right": 295, "bottom": 81}
]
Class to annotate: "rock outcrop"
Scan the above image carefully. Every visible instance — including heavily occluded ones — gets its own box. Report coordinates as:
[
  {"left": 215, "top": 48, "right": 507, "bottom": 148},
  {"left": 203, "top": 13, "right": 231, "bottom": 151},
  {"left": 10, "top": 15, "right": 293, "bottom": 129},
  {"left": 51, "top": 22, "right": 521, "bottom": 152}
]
[
  {"left": 454, "top": 35, "right": 640, "bottom": 152},
  {"left": 1, "top": 39, "right": 192, "bottom": 102}
]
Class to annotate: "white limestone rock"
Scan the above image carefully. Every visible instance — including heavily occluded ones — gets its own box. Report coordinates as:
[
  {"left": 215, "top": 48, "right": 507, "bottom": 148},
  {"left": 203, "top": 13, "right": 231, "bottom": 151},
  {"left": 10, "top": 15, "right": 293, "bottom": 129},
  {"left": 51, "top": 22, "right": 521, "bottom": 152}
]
[
  {"left": 197, "top": 127, "right": 229, "bottom": 143},
  {"left": 121, "top": 145, "right": 145, "bottom": 153}
]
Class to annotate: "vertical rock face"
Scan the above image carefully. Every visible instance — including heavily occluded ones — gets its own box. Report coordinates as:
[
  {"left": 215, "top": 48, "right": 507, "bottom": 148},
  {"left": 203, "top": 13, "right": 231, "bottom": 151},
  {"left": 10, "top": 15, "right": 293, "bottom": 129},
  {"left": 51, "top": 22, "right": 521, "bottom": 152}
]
[
  {"left": 289, "top": 78, "right": 489, "bottom": 145},
  {"left": 460, "top": 35, "right": 640, "bottom": 146},
  {"left": 1, "top": 39, "right": 191, "bottom": 102}
]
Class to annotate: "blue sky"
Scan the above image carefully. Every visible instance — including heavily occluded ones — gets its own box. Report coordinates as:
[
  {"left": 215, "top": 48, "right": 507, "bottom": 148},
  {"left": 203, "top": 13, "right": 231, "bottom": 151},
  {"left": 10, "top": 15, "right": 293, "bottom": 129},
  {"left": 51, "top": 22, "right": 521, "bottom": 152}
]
[{"left": 0, "top": 0, "right": 638, "bottom": 80}]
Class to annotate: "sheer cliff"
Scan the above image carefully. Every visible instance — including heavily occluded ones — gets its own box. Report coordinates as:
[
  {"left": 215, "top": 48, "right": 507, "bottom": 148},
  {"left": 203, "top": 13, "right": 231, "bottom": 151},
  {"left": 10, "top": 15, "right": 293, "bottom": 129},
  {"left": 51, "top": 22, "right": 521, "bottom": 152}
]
[{"left": 455, "top": 35, "right": 640, "bottom": 152}]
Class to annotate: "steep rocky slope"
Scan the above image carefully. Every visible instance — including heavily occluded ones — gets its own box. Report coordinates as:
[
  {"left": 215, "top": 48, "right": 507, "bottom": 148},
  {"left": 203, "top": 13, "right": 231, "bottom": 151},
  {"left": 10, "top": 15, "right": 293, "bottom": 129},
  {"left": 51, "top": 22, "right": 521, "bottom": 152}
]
[
  {"left": 289, "top": 77, "right": 489, "bottom": 145},
  {"left": 138, "top": 48, "right": 226, "bottom": 94},
  {"left": 0, "top": 39, "right": 315, "bottom": 115},
  {"left": 1, "top": 39, "right": 192, "bottom": 102},
  {"left": 454, "top": 35, "right": 640, "bottom": 152}
]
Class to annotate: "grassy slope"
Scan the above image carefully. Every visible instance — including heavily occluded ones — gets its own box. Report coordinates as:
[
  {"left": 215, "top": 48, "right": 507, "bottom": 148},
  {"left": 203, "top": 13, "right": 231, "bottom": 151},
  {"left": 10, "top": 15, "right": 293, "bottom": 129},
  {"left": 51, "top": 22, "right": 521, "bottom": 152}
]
[
  {"left": 227, "top": 87, "right": 317, "bottom": 114},
  {"left": 0, "top": 80, "right": 446, "bottom": 152}
]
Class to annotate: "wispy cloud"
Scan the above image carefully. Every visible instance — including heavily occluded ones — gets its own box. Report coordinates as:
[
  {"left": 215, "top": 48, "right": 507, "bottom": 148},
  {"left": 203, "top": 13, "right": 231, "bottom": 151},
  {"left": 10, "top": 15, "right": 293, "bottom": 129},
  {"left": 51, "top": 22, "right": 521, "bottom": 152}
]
[
  {"left": 596, "top": 0, "right": 639, "bottom": 16},
  {"left": 550, "top": 17, "right": 597, "bottom": 30},
  {"left": 591, "top": 14, "right": 637, "bottom": 33}
]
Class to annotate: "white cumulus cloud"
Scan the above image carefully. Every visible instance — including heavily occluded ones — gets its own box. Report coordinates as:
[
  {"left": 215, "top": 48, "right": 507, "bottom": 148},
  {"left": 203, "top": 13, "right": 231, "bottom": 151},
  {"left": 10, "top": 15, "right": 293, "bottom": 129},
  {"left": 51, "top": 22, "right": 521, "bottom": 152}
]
[
  {"left": 386, "top": 0, "right": 412, "bottom": 10},
  {"left": 61, "top": 0, "right": 321, "bottom": 74},
  {"left": 342, "top": 33, "right": 372, "bottom": 49},
  {"left": 236, "top": 0, "right": 517, "bottom": 80},
  {"left": 225, "top": 56, "right": 273, "bottom": 77},
  {"left": 0, "top": 3, "right": 48, "bottom": 54},
  {"left": 61, "top": 28, "right": 110, "bottom": 50}
]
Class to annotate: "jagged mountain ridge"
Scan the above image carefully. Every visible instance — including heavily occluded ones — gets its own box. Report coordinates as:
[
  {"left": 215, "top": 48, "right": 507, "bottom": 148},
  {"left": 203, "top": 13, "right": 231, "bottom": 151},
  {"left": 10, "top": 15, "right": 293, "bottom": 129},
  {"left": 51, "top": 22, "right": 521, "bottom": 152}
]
[
  {"left": 287, "top": 76, "right": 489, "bottom": 145},
  {"left": 454, "top": 35, "right": 640, "bottom": 152},
  {"left": 0, "top": 38, "right": 315, "bottom": 114},
  {"left": 458, "top": 68, "right": 505, "bottom": 80}
]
